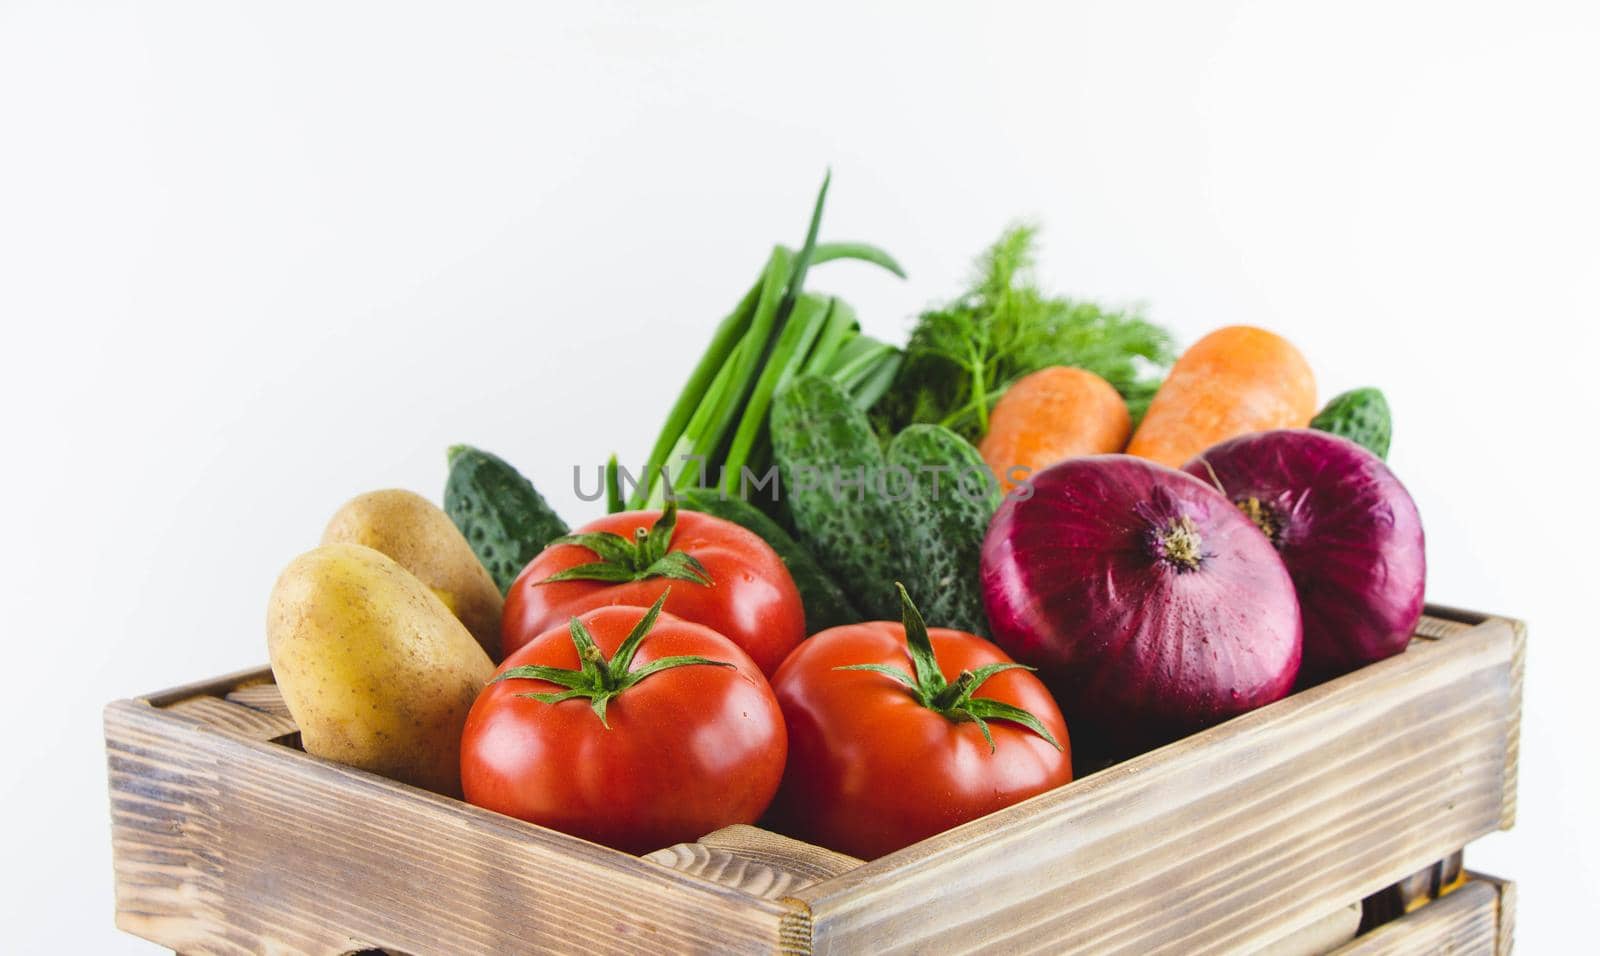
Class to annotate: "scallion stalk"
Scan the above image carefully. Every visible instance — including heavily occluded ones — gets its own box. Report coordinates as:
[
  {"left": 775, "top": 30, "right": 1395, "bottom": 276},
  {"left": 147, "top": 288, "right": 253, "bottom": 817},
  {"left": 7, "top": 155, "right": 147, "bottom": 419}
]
[
  {"left": 631, "top": 173, "right": 906, "bottom": 509},
  {"left": 720, "top": 293, "right": 833, "bottom": 494},
  {"left": 629, "top": 280, "right": 761, "bottom": 508}
]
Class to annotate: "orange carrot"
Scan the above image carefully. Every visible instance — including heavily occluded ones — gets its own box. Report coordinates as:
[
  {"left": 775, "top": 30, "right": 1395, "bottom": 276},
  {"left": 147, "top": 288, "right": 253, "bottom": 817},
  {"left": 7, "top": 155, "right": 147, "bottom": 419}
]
[
  {"left": 1126, "top": 326, "right": 1316, "bottom": 468},
  {"left": 979, "top": 366, "right": 1131, "bottom": 494}
]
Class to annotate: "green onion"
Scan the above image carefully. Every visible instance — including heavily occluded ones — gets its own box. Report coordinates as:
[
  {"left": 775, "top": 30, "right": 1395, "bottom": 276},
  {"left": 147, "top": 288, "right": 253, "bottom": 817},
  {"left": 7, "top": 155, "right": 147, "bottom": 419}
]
[
  {"left": 631, "top": 280, "right": 760, "bottom": 507},
  {"left": 604, "top": 454, "right": 623, "bottom": 514},
  {"left": 720, "top": 294, "right": 832, "bottom": 494},
  {"left": 631, "top": 172, "right": 905, "bottom": 509}
]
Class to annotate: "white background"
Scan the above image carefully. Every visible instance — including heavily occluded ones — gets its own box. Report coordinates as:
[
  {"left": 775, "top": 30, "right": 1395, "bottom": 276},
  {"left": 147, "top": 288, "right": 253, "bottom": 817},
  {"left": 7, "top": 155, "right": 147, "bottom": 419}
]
[{"left": 3, "top": 1, "right": 1596, "bottom": 951}]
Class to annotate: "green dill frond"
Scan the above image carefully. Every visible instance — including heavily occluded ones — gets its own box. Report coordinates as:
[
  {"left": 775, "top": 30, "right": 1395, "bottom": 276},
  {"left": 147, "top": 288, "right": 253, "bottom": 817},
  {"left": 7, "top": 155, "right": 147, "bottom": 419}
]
[{"left": 870, "top": 225, "right": 1176, "bottom": 442}]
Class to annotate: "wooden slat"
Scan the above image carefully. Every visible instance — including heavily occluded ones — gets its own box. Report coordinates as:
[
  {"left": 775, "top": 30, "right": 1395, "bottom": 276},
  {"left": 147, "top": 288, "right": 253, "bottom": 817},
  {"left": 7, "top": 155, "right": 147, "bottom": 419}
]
[
  {"left": 105, "top": 700, "right": 792, "bottom": 955},
  {"left": 645, "top": 826, "right": 862, "bottom": 901},
  {"left": 1414, "top": 610, "right": 1524, "bottom": 831},
  {"left": 163, "top": 695, "right": 298, "bottom": 741},
  {"left": 645, "top": 842, "right": 816, "bottom": 903},
  {"left": 1418, "top": 604, "right": 1489, "bottom": 627},
  {"left": 795, "top": 616, "right": 1520, "bottom": 955},
  {"left": 1413, "top": 616, "right": 1472, "bottom": 641},
  {"left": 1359, "top": 851, "right": 1465, "bottom": 931},
  {"left": 223, "top": 681, "right": 293, "bottom": 719},
  {"left": 700, "top": 826, "right": 863, "bottom": 884},
  {"left": 107, "top": 610, "right": 1521, "bottom": 955},
  {"left": 1467, "top": 871, "right": 1517, "bottom": 956},
  {"left": 1253, "top": 903, "right": 1361, "bottom": 956},
  {"left": 1500, "top": 621, "right": 1525, "bottom": 830},
  {"left": 1331, "top": 878, "right": 1503, "bottom": 955},
  {"left": 142, "top": 666, "right": 274, "bottom": 707}
]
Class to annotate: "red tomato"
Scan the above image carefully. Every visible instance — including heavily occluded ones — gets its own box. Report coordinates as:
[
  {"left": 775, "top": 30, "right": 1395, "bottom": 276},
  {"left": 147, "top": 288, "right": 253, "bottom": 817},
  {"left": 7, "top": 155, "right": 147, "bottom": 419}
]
[
  {"left": 461, "top": 598, "right": 787, "bottom": 855},
  {"left": 503, "top": 503, "right": 803, "bottom": 676},
  {"left": 769, "top": 587, "right": 1072, "bottom": 859}
]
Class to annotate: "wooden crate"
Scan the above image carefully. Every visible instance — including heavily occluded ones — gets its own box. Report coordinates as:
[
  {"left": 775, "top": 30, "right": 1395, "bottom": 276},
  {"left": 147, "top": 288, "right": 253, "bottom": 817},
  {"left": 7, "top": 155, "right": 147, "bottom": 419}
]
[
  {"left": 1333, "top": 872, "right": 1515, "bottom": 955},
  {"left": 105, "top": 607, "right": 1522, "bottom": 954}
]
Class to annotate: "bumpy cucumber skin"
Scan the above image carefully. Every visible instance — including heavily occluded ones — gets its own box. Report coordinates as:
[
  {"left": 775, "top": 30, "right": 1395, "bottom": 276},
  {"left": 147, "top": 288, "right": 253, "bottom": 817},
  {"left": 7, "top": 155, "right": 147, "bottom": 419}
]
[
  {"left": 680, "top": 488, "right": 859, "bottom": 634},
  {"left": 1310, "top": 387, "right": 1392, "bottom": 459},
  {"left": 771, "top": 376, "right": 902, "bottom": 620},
  {"left": 444, "top": 446, "right": 569, "bottom": 594},
  {"left": 885, "top": 424, "right": 1001, "bottom": 636}
]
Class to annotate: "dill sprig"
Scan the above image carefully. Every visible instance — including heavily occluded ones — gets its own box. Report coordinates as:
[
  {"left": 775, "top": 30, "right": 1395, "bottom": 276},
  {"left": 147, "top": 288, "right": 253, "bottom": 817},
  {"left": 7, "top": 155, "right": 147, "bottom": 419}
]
[{"left": 871, "top": 225, "right": 1175, "bottom": 442}]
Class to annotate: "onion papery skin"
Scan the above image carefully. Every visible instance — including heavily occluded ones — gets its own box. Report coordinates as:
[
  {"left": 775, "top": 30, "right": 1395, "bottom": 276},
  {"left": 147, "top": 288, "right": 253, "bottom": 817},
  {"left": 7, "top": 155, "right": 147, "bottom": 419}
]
[
  {"left": 981, "top": 455, "right": 1302, "bottom": 753},
  {"left": 1183, "top": 429, "right": 1425, "bottom": 680}
]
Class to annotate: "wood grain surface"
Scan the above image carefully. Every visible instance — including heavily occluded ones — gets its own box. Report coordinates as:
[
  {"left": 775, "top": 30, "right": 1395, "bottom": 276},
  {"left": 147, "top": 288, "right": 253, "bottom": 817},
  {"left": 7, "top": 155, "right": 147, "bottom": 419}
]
[
  {"left": 1254, "top": 903, "right": 1361, "bottom": 956},
  {"left": 105, "top": 611, "right": 1522, "bottom": 955},
  {"left": 1358, "top": 851, "right": 1465, "bottom": 932},
  {"left": 1468, "top": 871, "right": 1517, "bottom": 956},
  {"left": 645, "top": 825, "right": 862, "bottom": 901},
  {"left": 793, "top": 615, "right": 1521, "bottom": 955},
  {"left": 164, "top": 695, "right": 298, "bottom": 741},
  {"left": 106, "top": 700, "right": 793, "bottom": 954},
  {"left": 1331, "top": 875, "right": 1512, "bottom": 955},
  {"left": 222, "top": 680, "right": 294, "bottom": 719}
]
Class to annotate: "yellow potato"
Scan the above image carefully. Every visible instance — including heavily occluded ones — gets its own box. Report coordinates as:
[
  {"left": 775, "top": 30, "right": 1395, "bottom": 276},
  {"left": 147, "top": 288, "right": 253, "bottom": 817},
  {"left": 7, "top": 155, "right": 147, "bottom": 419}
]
[
  {"left": 267, "top": 543, "right": 494, "bottom": 796},
  {"left": 322, "top": 489, "right": 504, "bottom": 660}
]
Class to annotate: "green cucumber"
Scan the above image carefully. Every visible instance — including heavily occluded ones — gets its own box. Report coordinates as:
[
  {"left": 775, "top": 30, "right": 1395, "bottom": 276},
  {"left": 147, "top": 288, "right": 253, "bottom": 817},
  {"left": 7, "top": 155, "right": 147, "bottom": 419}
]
[
  {"left": 770, "top": 375, "right": 901, "bottom": 620},
  {"left": 679, "top": 488, "right": 859, "bottom": 633},
  {"left": 1310, "top": 387, "right": 1392, "bottom": 459},
  {"left": 885, "top": 424, "right": 1000, "bottom": 635},
  {"left": 444, "top": 445, "right": 569, "bottom": 594}
]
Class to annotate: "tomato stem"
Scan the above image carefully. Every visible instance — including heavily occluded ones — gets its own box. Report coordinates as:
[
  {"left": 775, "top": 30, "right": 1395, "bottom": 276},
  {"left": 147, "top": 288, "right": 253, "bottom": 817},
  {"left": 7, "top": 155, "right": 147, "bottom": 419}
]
[
  {"left": 534, "top": 499, "right": 714, "bottom": 587},
  {"left": 490, "top": 591, "right": 734, "bottom": 728},
  {"left": 834, "top": 584, "right": 1062, "bottom": 753}
]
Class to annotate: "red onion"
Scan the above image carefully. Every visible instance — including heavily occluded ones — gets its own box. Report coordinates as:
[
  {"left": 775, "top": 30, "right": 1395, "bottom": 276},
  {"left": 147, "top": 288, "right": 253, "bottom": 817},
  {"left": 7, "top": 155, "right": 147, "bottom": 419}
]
[
  {"left": 1183, "top": 429, "right": 1425, "bottom": 679},
  {"left": 981, "top": 455, "right": 1302, "bottom": 752}
]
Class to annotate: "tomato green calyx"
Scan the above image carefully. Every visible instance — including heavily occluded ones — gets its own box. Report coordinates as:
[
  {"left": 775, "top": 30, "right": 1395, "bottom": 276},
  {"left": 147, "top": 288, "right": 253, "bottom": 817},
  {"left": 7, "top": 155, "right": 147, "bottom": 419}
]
[
  {"left": 489, "top": 591, "right": 733, "bottom": 727},
  {"left": 835, "top": 583, "right": 1062, "bottom": 754},
  {"left": 536, "top": 499, "right": 713, "bottom": 587}
]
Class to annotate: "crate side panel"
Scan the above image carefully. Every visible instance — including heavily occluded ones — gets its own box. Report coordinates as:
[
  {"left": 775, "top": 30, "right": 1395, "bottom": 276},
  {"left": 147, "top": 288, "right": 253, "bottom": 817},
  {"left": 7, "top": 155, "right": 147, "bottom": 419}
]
[
  {"left": 1330, "top": 879, "right": 1501, "bottom": 955},
  {"left": 142, "top": 666, "right": 274, "bottom": 707},
  {"left": 644, "top": 825, "right": 863, "bottom": 902},
  {"left": 164, "top": 695, "right": 299, "bottom": 740},
  {"left": 801, "top": 618, "right": 1517, "bottom": 956},
  {"left": 1254, "top": 902, "right": 1361, "bottom": 956},
  {"left": 106, "top": 700, "right": 788, "bottom": 955},
  {"left": 1499, "top": 620, "right": 1524, "bottom": 830},
  {"left": 1465, "top": 871, "right": 1516, "bottom": 956}
]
